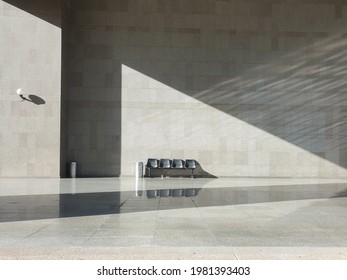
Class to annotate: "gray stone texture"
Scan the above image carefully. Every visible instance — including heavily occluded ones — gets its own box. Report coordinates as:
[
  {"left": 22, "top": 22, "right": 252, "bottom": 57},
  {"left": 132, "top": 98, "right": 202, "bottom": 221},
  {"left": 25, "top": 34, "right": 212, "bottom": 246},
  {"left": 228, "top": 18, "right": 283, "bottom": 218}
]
[
  {"left": 66, "top": 0, "right": 347, "bottom": 177},
  {"left": 1, "top": 0, "right": 347, "bottom": 178},
  {"left": 0, "top": 0, "right": 61, "bottom": 177}
]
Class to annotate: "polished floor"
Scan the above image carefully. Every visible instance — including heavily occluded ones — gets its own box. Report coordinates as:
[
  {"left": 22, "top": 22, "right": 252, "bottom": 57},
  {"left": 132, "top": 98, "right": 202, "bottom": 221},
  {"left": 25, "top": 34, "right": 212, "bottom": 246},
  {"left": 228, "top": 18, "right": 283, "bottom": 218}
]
[{"left": 0, "top": 177, "right": 347, "bottom": 259}]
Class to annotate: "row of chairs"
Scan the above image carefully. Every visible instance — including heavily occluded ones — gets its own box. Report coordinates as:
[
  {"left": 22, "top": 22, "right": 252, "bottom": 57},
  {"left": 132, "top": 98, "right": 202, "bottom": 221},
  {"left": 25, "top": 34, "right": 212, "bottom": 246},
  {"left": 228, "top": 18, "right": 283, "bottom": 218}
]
[
  {"left": 146, "top": 158, "right": 196, "bottom": 169},
  {"left": 145, "top": 158, "right": 197, "bottom": 178}
]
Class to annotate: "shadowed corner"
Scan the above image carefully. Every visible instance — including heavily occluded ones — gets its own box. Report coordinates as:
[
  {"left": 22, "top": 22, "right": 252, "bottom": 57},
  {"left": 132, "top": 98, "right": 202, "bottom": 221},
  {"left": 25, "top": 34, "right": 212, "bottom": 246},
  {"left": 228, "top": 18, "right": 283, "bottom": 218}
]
[
  {"left": 2, "top": 0, "right": 62, "bottom": 28},
  {"left": 194, "top": 161, "right": 218, "bottom": 178}
]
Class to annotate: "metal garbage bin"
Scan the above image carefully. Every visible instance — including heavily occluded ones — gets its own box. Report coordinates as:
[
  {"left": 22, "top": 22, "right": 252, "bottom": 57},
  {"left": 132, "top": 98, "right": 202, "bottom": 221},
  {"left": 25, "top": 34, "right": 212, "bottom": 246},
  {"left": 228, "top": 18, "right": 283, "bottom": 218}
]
[
  {"left": 69, "top": 161, "right": 76, "bottom": 178},
  {"left": 135, "top": 162, "right": 143, "bottom": 178}
]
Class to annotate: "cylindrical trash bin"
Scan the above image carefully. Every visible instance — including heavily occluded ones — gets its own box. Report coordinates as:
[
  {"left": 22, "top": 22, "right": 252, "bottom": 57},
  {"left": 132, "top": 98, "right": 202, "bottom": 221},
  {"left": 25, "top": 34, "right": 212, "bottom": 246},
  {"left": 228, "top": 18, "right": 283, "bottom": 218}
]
[
  {"left": 135, "top": 162, "right": 143, "bottom": 178},
  {"left": 135, "top": 162, "right": 144, "bottom": 196},
  {"left": 69, "top": 161, "right": 76, "bottom": 178}
]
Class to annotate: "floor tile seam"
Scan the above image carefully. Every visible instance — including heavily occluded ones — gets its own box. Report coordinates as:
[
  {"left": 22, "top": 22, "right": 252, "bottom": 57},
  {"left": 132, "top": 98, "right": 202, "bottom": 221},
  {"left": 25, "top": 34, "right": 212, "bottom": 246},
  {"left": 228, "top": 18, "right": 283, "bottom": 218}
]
[
  {"left": 115, "top": 193, "right": 138, "bottom": 214},
  {"left": 9, "top": 217, "right": 59, "bottom": 240},
  {"left": 126, "top": 195, "right": 160, "bottom": 235},
  {"left": 94, "top": 212, "right": 159, "bottom": 244},
  {"left": 191, "top": 197, "right": 211, "bottom": 230},
  {"left": 7, "top": 224, "right": 50, "bottom": 247},
  {"left": 200, "top": 207, "right": 223, "bottom": 244},
  {"left": 90, "top": 226, "right": 157, "bottom": 234},
  {"left": 152, "top": 207, "right": 165, "bottom": 244},
  {"left": 17, "top": 222, "right": 53, "bottom": 241},
  {"left": 82, "top": 215, "right": 115, "bottom": 246},
  {"left": 81, "top": 229, "right": 101, "bottom": 247}
]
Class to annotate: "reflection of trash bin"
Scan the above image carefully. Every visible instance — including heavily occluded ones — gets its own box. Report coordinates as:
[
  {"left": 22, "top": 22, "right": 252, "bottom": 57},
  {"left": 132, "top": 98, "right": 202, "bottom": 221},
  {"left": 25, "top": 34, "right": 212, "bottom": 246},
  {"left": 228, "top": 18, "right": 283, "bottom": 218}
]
[{"left": 69, "top": 162, "right": 76, "bottom": 178}]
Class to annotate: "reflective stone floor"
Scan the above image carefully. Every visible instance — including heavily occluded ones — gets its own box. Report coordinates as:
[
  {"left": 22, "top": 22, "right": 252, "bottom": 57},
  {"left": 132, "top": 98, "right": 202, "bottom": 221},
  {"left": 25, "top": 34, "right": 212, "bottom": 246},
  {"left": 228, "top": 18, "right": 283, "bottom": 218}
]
[{"left": 0, "top": 177, "right": 347, "bottom": 259}]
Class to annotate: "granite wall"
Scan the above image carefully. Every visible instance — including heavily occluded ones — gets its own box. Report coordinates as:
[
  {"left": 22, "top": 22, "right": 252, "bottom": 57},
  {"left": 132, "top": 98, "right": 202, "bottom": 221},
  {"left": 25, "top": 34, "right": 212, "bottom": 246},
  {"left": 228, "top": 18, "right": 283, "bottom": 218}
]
[
  {"left": 67, "top": 0, "right": 347, "bottom": 177},
  {"left": 2, "top": 0, "right": 347, "bottom": 178},
  {"left": 0, "top": 0, "right": 61, "bottom": 177}
]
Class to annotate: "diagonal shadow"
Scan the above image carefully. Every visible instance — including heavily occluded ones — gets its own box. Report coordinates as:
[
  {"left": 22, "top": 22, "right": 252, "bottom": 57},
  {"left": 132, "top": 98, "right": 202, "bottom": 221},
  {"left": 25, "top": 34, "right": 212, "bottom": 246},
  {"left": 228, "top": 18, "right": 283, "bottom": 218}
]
[
  {"left": 121, "top": 34, "right": 347, "bottom": 170},
  {"left": 2, "top": 0, "right": 62, "bottom": 27},
  {"left": 1, "top": 183, "right": 347, "bottom": 223},
  {"left": 4, "top": 0, "right": 347, "bottom": 175}
]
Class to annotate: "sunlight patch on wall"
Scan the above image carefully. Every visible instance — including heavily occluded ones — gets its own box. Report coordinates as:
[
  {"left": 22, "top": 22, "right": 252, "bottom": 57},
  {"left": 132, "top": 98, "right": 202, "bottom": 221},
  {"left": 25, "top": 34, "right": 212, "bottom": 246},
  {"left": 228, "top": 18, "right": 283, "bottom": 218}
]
[
  {"left": 121, "top": 65, "right": 347, "bottom": 178},
  {"left": 0, "top": 1, "right": 61, "bottom": 177}
]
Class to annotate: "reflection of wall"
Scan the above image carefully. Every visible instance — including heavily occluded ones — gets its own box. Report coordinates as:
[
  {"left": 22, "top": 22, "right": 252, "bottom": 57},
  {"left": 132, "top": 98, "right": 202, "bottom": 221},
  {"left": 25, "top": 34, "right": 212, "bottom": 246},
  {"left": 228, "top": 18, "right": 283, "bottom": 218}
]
[
  {"left": 67, "top": 0, "right": 347, "bottom": 178},
  {"left": 0, "top": 1, "right": 61, "bottom": 177}
]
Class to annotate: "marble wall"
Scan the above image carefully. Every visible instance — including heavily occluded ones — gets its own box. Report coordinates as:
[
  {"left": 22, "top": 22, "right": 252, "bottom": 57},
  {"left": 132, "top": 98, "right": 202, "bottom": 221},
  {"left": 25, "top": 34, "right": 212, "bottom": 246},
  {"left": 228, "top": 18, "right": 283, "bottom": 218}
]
[
  {"left": 2, "top": 0, "right": 347, "bottom": 178},
  {"left": 0, "top": 0, "right": 61, "bottom": 177},
  {"left": 67, "top": 0, "right": 347, "bottom": 177}
]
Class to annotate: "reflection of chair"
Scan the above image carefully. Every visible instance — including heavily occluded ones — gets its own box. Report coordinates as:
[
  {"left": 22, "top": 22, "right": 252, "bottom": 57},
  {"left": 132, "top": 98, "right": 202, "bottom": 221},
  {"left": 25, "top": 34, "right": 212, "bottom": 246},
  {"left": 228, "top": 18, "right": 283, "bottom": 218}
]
[
  {"left": 172, "top": 189, "right": 184, "bottom": 197},
  {"left": 159, "top": 189, "right": 171, "bottom": 197},
  {"left": 160, "top": 159, "right": 172, "bottom": 168},
  {"left": 146, "top": 189, "right": 198, "bottom": 198},
  {"left": 185, "top": 159, "right": 196, "bottom": 177},
  {"left": 145, "top": 158, "right": 159, "bottom": 177},
  {"left": 184, "top": 189, "right": 196, "bottom": 197},
  {"left": 147, "top": 190, "right": 158, "bottom": 198},
  {"left": 172, "top": 159, "right": 185, "bottom": 168}
]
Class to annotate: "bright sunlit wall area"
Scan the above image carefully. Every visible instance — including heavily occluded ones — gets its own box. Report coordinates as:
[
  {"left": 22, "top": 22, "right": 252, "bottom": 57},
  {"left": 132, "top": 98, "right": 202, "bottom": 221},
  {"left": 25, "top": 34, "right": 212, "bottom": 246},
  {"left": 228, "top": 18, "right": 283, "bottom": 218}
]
[
  {"left": 1, "top": 0, "right": 347, "bottom": 178},
  {"left": 0, "top": 0, "right": 61, "bottom": 177}
]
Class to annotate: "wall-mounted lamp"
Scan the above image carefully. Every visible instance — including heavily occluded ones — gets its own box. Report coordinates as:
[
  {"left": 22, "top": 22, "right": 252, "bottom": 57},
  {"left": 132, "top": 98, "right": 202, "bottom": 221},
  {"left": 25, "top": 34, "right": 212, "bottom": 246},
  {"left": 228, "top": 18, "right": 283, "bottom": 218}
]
[
  {"left": 15, "top": 88, "right": 46, "bottom": 105},
  {"left": 16, "top": 88, "right": 24, "bottom": 99}
]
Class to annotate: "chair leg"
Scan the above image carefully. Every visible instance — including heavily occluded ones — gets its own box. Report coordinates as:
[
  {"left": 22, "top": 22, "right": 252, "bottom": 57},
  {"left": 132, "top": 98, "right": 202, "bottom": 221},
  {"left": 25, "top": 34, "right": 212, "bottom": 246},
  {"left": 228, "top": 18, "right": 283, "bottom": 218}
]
[{"left": 145, "top": 167, "right": 151, "bottom": 177}]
